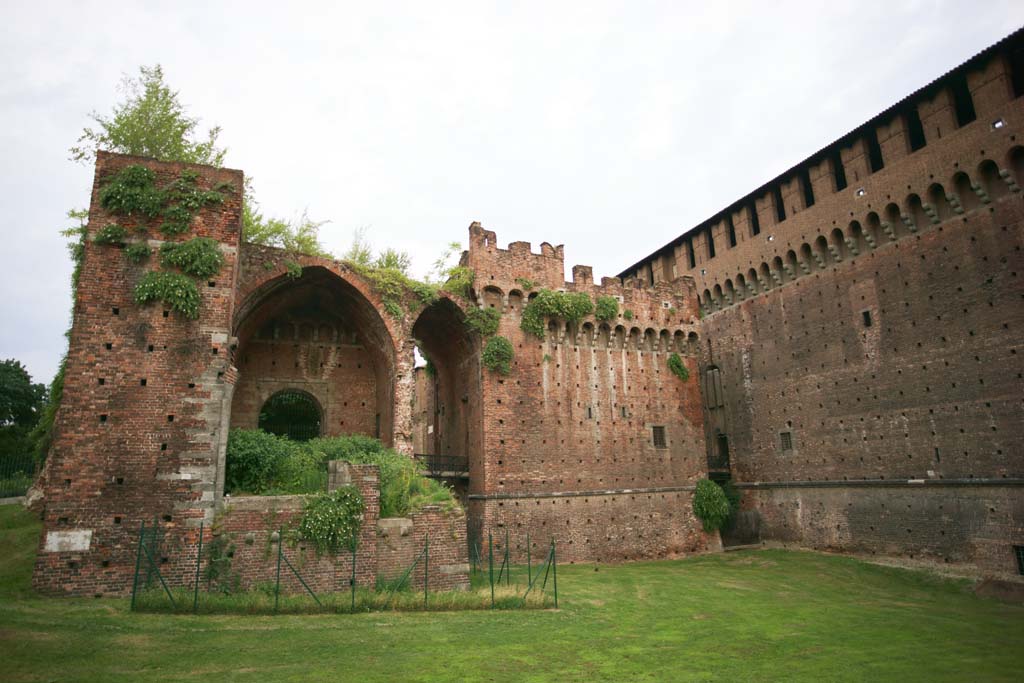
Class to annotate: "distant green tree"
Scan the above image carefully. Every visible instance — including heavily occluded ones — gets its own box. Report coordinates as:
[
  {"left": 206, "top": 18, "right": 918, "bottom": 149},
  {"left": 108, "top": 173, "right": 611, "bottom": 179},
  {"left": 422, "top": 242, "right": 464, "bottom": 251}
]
[
  {"left": 69, "top": 64, "right": 226, "bottom": 166},
  {"left": 1, "top": 360, "right": 47, "bottom": 466}
]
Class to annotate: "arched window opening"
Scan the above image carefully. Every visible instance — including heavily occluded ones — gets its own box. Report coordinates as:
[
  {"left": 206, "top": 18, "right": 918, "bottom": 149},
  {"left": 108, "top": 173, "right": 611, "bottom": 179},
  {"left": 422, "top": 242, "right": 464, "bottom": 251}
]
[
  {"left": 952, "top": 172, "right": 980, "bottom": 213},
  {"left": 905, "top": 194, "right": 928, "bottom": 231},
  {"left": 799, "top": 244, "right": 816, "bottom": 274},
  {"left": 813, "top": 236, "right": 831, "bottom": 268},
  {"left": 828, "top": 229, "right": 846, "bottom": 261},
  {"left": 883, "top": 203, "right": 906, "bottom": 240},
  {"left": 865, "top": 212, "right": 886, "bottom": 249},
  {"left": 976, "top": 160, "right": 1007, "bottom": 202},
  {"left": 926, "top": 183, "right": 952, "bottom": 223},
  {"left": 259, "top": 390, "right": 322, "bottom": 441}
]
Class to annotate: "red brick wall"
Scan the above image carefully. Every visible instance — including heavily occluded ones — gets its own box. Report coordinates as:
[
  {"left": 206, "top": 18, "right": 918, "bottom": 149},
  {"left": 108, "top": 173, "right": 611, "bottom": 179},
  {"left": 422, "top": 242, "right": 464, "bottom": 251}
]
[
  {"left": 464, "top": 224, "right": 712, "bottom": 562},
  {"left": 376, "top": 507, "right": 470, "bottom": 591},
  {"left": 214, "top": 464, "right": 380, "bottom": 593},
  {"left": 33, "top": 153, "right": 244, "bottom": 596},
  {"left": 624, "top": 45, "right": 1024, "bottom": 577}
]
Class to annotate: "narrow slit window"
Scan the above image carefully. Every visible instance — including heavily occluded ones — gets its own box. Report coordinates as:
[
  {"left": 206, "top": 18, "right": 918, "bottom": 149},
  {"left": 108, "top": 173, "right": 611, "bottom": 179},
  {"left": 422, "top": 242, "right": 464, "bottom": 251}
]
[
  {"left": 905, "top": 108, "right": 926, "bottom": 151},
  {"left": 831, "top": 150, "right": 848, "bottom": 191},
  {"left": 866, "top": 129, "right": 884, "bottom": 173},
  {"left": 772, "top": 186, "right": 786, "bottom": 223},
  {"left": 799, "top": 168, "right": 815, "bottom": 208},
  {"left": 706, "top": 229, "right": 716, "bottom": 259},
  {"left": 950, "top": 74, "right": 977, "bottom": 127},
  {"left": 748, "top": 203, "right": 761, "bottom": 236},
  {"left": 686, "top": 239, "right": 696, "bottom": 269},
  {"left": 862, "top": 310, "right": 873, "bottom": 327},
  {"left": 726, "top": 216, "right": 737, "bottom": 248}
]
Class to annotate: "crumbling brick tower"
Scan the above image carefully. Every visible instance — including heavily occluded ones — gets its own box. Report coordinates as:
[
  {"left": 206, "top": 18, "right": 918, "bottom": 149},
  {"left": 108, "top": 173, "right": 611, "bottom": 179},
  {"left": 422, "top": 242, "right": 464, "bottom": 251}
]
[{"left": 621, "top": 28, "right": 1024, "bottom": 578}]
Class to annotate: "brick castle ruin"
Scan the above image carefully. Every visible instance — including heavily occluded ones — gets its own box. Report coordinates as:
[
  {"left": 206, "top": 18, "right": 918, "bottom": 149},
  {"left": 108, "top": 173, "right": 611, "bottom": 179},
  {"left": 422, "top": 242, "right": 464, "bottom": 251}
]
[{"left": 32, "top": 29, "right": 1024, "bottom": 594}]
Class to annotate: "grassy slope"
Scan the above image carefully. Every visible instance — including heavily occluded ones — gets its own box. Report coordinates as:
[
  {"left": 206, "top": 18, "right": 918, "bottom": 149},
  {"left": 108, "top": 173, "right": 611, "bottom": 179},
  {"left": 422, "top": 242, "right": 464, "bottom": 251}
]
[{"left": 1, "top": 505, "right": 1022, "bottom": 682}]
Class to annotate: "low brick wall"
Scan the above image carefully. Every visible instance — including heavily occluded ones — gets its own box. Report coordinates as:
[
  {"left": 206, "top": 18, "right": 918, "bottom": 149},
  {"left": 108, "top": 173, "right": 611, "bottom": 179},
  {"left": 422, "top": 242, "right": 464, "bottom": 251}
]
[
  {"left": 376, "top": 506, "right": 470, "bottom": 591},
  {"left": 214, "top": 463, "right": 380, "bottom": 593},
  {"left": 206, "top": 463, "right": 469, "bottom": 594}
]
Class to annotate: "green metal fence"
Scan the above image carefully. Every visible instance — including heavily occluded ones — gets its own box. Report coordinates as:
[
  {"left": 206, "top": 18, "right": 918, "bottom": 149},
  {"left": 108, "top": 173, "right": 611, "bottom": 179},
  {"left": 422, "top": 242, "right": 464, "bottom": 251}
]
[
  {"left": 0, "top": 454, "right": 36, "bottom": 498},
  {"left": 130, "top": 522, "right": 558, "bottom": 615}
]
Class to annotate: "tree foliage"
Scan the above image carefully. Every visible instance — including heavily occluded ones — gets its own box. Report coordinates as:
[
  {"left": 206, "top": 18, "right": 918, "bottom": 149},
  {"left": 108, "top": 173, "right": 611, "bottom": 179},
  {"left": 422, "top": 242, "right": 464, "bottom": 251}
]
[
  {"left": 0, "top": 360, "right": 47, "bottom": 467},
  {"left": 242, "top": 195, "right": 329, "bottom": 257},
  {"left": 692, "top": 479, "right": 731, "bottom": 532},
  {"left": 69, "top": 65, "right": 226, "bottom": 166}
]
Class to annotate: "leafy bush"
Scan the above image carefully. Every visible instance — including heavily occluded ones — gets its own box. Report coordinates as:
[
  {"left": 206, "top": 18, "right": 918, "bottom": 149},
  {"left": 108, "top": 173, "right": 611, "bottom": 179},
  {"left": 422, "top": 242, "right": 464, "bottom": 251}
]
[
  {"left": 594, "top": 295, "right": 619, "bottom": 321},
  {"left": 623, "top": 309, "right": 634, "bottom": 320},
  {"left": 692, "top": 479, "right": 731, "bottom": 532},
  {"left": 465, "top": 307, "right": 501, "bottom": 337},
  {"left": 224, "top": 431, "right": 456, "bottom": 518},
  {"left": 667, "top": 353, "right": 690, "bottom": 381},
  {"left": 133, "top": 271, "right": 201, "bottom": 319},
  {"left": 160, "top": 237, "right": 224, "bottom": 278},
  {"left": 298, "top": 486, "right": 365, "bottom": 554},
  {"left": 520, "top": 289, "right": 594, "bottom": 338},
  {"left": 444, "top": 266, "right": 474, "bottom": 298},
  {"left": 482, "top": 336, "right": 514, "bottom": 374},
  {"left": 93, "top": 224, "right": 128, "bottom": 245},
  {"left": 224, "top": 429, "right": 298, "bottom": 494}
]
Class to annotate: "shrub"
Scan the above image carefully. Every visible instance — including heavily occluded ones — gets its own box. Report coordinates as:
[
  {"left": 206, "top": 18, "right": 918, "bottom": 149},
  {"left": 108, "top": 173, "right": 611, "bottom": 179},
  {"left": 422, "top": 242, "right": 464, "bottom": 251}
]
[
  {"left": 692, "top": 479, "right": 731, "bottom": 532},
  {"left": 594, "top": 295, "right": 619, "bottom": 321},
  {"left": 298, "top": 486, "right": 365, "bottom": 554},
  {"left": 224, "top": 429, "right": 297, "bottom": 494},
  {"left": 482, "top": 336, "right": 514, "bottom": 374},
  {"left": 160, "top": 237, "right": 224, "bottom": 278},
  {"left": 465, "top": 307, "right": 501, "bottom": 337},
  {"left": 667, "top": 353, "right": 690, "bottom": 381},
  {"left": 224, "top": 431, "right": 457, "bottom": 518},
  {"left": 133, "top": 271, "right": 201, "bottom": 319},
  {"left": 444, "top": 266, "right": 474, "bottom": 298}
]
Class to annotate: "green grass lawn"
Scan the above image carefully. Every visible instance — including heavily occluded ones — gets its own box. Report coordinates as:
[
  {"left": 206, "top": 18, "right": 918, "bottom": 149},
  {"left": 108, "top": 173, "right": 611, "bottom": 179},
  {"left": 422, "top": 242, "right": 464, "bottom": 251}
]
[{"left": 1, "top": 505, "right": 1022, "bottom": 682}]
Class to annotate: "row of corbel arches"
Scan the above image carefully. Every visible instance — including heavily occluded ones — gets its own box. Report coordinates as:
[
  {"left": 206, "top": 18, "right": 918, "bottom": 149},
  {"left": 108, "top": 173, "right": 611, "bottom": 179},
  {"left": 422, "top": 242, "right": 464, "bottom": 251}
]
[
  {"left": 699, "top": 150, "right": 1024, "bottom": 313},
  {"left": 545, "top": 320, "right": 700, "bottom": 355}
]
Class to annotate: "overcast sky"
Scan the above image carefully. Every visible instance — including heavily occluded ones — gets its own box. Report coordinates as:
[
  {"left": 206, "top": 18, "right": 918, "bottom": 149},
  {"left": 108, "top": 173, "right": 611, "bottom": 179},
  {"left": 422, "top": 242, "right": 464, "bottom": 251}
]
[{"left": 1, "top": 1, "right": 1021, "bottom": 385}]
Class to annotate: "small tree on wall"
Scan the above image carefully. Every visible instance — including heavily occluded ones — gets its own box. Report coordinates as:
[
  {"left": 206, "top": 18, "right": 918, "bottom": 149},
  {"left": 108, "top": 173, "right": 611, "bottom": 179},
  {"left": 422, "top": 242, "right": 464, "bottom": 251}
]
[{"left": 692, "top": 479, "right": 731, "bottom": 532}]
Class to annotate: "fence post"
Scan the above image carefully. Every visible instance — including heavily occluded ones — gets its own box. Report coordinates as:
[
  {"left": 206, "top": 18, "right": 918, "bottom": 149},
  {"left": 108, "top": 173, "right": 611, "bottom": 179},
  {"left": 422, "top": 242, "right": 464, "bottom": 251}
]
[
  {"left": 424, "top": 533, "right": 429, "bottom": 609},
  {"left": 129, "top": 521, "right": 145, "bottom": 611},
  {"left": 488, "top": 531, "right": 494, "bottom": 609},
  {"left": 192, "top": 522, "right": 204, "bottom": 614},
  {"left": 274, "top": 527, "right": 283, "bottom": 613},
  {"left": 504, "top": 527, "right": 510, "bottom": 586},
  {"left": 350, "top": 543, "right": 357, "bottom": 612},
  {"left": 552, "top": 539, "right": 558, "bottom": 609},
  {"left": 527, "top": 531, "right": 531, "bottom": 585}
]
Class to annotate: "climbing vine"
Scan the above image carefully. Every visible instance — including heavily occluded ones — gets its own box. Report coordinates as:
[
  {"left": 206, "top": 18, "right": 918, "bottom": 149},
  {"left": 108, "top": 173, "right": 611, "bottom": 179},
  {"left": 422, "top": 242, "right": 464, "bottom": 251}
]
[
  {"left": 298, "top": 486, "right": 365, "bottom": 554},
  {"left": 594, "top": 295, "right": 619, "bottom": 321},
  {"left": 134, "top": 271, "right": 202, "bottom": 319},
  {"left": 94, "top": 164, "right": 233, "bottom": 319},
  {"left": 514, "top": 276, "right": 536, "bottom": 291},
  {"left": 520, "top": 289, "right": 595, "bottom": 339},
  {"left": 482, "top": 336, "right": 514, "bottom": 374},
  {"left": 159, "top": 237, "right": 224, "bottom": 278},
  {"left": 465, "top": 307, "right": 501, "bottom": 337},
  {"left": 667, "top": 353, "right": 690, "bottom": 381},
  {"left": 93, "top": 224, "right": 127, "bottom": 245}
]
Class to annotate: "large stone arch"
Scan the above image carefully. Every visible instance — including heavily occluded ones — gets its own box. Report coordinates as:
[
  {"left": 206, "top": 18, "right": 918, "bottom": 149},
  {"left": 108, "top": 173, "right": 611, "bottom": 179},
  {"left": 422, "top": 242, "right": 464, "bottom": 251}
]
[
  {"left": 229, "top": 251, "right": 415, "bottom": 477},
  {"left": 410, "top": 295, "right": 483, "bottom": 499}
]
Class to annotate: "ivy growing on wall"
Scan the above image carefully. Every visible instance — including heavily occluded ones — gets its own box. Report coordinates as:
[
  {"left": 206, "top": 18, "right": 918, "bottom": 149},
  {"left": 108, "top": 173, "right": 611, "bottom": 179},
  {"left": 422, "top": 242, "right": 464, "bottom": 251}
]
[
  {"left": 520, "top": 289, "right": 595, "bottom": 339},
  {"left": 93, "top": 224, "right": 128, "bottom": 245},
  {"left": 298, "top": 486, "right": 365, "bottom": 554},
  {"left": 95, "top": 164, "right": 232, "bottom": 319},
  {"left": 134, "top": 271, "right": 202, "bottom": 319},
  {"left": 667, "top": 353, "right": 690, "bottom": 381},
  {"left": 465, "top": 307, "right": 501, "bottom": 337},
  {"left": 160, "top": 237, "right": 224, "bottom": 278},
  {"left": 594, "top": 295, "right": 619, "bottom": 321},
  {"left": 482, "top": 336, "right": 514, "bottom": 374}
]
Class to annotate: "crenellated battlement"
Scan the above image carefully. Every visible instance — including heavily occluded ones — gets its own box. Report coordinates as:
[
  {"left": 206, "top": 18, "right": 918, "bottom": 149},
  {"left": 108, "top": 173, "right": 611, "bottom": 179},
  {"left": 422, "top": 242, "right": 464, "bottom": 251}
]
[{"left": 466, "top": 222, "right": 700, "bottom": 328}]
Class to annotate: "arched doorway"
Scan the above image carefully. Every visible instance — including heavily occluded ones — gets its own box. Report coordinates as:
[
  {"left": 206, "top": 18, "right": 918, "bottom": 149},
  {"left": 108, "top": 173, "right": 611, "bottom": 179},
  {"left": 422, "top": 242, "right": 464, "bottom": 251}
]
[
  {"left": 258, "top": 389, "right": 322, "bottom": 441},
  {"left": 230, "top": 265, "right": 398, "bottom": 446}
]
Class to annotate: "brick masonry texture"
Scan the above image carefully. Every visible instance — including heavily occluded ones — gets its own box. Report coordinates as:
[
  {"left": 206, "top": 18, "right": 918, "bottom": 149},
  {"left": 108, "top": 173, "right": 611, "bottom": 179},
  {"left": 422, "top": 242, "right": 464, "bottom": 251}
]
[
  {"left": 32, "top": 30, "right": 1024, "bottom": 594},
  {"left": 623, "top": 31, "right": 1024, "bottom": 578}
]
